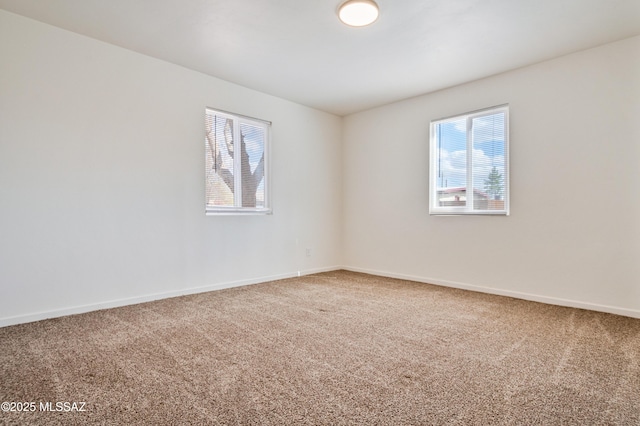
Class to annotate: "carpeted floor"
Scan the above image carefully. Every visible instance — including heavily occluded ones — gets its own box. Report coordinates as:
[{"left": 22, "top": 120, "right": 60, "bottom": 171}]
[{"left": 1, "top": 270, "right": 639, "bottom": 425}]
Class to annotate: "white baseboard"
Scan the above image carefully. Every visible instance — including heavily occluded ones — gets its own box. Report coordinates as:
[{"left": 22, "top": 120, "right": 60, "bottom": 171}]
[
  {"left": 0, "top": 265, "right": 341, "bottom": 328},
  {"left": 4, "top": 265, "right": 638, "bottom": 327},
  {"left": 342, "top": 266, "right": 640, "bottom": 319}
]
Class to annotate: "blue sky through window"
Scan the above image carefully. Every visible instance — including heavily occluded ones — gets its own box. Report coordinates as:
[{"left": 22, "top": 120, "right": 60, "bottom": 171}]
[{"left": 435, "top": 112, "right": 505, "bottom": 192}]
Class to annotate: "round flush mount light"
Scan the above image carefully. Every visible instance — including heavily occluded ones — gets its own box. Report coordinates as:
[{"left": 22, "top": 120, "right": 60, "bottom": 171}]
[{"left": 338, "top": 0, "right": 379, "bottom": 27}]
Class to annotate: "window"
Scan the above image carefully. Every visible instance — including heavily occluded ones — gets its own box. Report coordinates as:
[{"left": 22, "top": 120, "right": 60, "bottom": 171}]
[
  {"left": 430, "top": 105, "right": 509, "bottom": 215},
  {"left": 205, "top": 108, "right": 271, "bottom": 214}
]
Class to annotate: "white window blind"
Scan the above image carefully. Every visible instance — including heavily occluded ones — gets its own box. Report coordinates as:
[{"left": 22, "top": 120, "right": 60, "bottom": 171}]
[
  {"left": 205, "top": 108, "right": 271, "bottom": 214},
  {"left": 430, "top": 105, "right": 509, "bottom": 215}
]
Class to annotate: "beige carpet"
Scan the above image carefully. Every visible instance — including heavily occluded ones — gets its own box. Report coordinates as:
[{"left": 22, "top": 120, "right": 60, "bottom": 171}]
[{"left": 1, "top": 271, "right": 639, "bottom": 425}]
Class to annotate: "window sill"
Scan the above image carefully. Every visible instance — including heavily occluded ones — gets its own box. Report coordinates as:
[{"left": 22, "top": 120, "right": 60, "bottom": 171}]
[
  {"left": 206, "top": 207, "right": 272, "bottom": 216},
  {"left": 430, "top": 210, "right": 509, "bottom": 216}
]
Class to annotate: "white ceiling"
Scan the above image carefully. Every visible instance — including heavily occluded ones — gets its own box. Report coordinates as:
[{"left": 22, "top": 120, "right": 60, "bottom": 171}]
[{"left": 1, "top": 0, "right": 639, "bottom": 116}]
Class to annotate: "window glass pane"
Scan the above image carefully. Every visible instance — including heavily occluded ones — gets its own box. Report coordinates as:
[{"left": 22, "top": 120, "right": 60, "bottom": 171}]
[
  {"left": 239, "top": 123, "right": 265, "bottom": 208},
  {"left": 430, "top": 105, "right": 508, "bottom": 215},
  {"left": 205, "top": 108, "right": 271, "bottom": 214},
  {"left": 471, "top": 112, "right": 506, "bottom": 211},
  {"left": 206, "top": 113, "right": 235, "bottom": 207},
  {"left": 434, "top": 118, "right": 467, "bottom": 208}
]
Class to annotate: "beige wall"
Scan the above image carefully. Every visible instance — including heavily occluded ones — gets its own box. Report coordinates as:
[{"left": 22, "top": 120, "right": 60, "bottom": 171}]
[
  {"left": 0, "top": 10, "right": 343, "bottom": 326},
  {"left": 343, "top": 35, "right": 640, "bottom": 317}
]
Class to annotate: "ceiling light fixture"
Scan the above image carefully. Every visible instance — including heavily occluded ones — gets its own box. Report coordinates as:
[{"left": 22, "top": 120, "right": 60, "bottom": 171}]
[{"left": 338, "top": 0, "right": 379, "bottom": 27}]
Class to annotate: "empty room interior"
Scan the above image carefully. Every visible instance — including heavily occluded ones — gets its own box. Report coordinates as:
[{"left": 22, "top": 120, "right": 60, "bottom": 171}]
[{"left": 1, "top": 0, "right": 639, "bottom": 424}]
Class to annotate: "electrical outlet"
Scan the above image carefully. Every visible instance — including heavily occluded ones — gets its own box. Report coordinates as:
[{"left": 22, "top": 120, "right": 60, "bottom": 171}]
[{"left": 306, "top": 248, "right": 312, "bottom": 257}]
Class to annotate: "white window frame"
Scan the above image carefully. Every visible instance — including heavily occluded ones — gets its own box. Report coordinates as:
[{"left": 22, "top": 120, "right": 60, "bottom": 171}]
[
  {"left": 429, "top": 105, "right": 509, "bottom": 216},
  {"left": 205, "top": 108, "right": 272, "bottom": 215}
]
